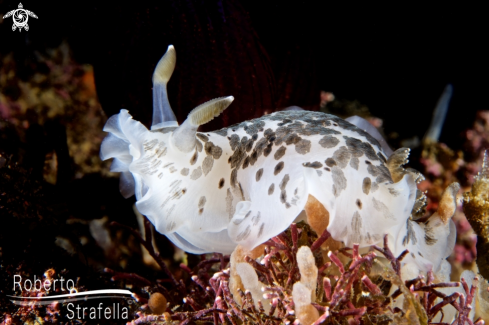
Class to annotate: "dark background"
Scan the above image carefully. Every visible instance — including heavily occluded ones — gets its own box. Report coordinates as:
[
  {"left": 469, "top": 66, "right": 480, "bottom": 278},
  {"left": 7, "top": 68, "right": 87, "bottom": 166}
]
[
  {"left": 0, "top": 2, "right": 487, "bottom": 321},
  {"left": 1, "top": 1, "right": 487, "bottom": 149}
]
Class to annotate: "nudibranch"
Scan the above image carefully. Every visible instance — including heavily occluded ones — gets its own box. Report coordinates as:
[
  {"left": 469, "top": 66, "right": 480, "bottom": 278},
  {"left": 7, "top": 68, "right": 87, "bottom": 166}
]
[{"left": 100, "top": 45, "right": 456, "bottom": 275}]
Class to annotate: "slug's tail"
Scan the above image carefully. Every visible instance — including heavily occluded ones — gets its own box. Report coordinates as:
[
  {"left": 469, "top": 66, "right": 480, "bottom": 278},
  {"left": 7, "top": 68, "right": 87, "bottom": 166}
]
[{"left": 100, "top": 109, "right": 149, "bottom": 198}]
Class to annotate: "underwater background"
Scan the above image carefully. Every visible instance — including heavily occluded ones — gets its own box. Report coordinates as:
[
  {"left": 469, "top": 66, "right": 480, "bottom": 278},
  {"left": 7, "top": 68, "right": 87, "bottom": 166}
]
[{"left": 0, "top": 1, "right": 488, "bottom": 324}]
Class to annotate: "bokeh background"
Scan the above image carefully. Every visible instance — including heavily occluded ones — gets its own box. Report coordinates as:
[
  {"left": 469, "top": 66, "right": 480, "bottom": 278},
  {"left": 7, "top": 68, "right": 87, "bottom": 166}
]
[{"left": 1, "top": 1, "right": 487, "bottom": 142}]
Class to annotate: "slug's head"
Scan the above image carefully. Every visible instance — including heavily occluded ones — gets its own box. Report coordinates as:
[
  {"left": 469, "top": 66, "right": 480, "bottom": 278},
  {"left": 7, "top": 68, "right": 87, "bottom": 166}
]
[{"left": 100, "top": 45, "right": 234, "bottom": 200}]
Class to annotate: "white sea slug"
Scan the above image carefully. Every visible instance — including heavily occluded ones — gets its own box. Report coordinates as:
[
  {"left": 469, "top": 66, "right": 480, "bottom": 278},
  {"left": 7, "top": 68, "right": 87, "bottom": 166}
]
[{"left": 100, "top": 45, "right": 455, "bottom": 275}]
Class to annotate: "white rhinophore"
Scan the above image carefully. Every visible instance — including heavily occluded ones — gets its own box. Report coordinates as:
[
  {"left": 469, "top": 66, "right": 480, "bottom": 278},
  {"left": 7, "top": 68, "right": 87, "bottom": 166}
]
[{"left": 151, "top": 45, "right": 178, "bottom": 130}]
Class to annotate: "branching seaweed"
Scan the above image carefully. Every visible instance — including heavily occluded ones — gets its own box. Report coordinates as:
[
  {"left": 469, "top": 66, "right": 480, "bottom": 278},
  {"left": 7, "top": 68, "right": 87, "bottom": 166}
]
[{"left": 116, "top": 221, "right": 485, "bottom": 325}]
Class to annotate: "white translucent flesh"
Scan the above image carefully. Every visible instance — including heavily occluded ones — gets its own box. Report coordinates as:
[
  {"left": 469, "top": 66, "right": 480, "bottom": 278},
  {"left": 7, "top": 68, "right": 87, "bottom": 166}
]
[
  {"left": 394, "top": 213, "right": 456, "bottom": 273},
  {"left": 304, "top": 164, "right": 416, "bottom": 248},
  {"left": 100, "top": 108, "right": 425, "bottom": 256}
]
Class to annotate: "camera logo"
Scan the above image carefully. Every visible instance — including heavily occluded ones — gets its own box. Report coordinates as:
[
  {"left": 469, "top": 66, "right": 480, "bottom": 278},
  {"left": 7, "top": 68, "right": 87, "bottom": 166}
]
[{"left": 3, "top": 3, "right": 38, "bottom": 32}]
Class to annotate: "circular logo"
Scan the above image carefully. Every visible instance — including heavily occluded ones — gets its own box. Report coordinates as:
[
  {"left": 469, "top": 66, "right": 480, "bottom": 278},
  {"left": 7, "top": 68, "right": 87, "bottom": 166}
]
[
  {"left": 3, "top": 3, "right": 38, "bottom": 32},
  {"left": 13, "top": 9, "right": 28, "bottom": 28}
]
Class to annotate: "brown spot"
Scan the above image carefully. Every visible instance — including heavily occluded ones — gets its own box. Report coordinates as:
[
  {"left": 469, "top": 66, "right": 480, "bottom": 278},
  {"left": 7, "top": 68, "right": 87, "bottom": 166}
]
[
  {"left": 248, "top": 151, "right": 259, "bottom": 166},
  {"left": 190, "top": 167, "right": 203, "bottom": 180},
  {"left": 295, "top": 139, "right": 311, "bottom": 154},
  {"left": 258, "top": 223, "right": 265, "bottom": 237},
  {"left": 343, "top": 136, "right": 364, "bottom": 158},
  {"left": 253, "top": 138, "right": 268, "bottom": 156},
  {"left": 388, "top": 188, "right": 400, "bottom": 197},
  {"left": 263, "top": 143, "right": 273, "bottom": 157},
  {"left": 236, "top": 226, "right": 251, "bottom": 241},
  {"left": 274, "top": 161, "right": 284, "bottom": 175},
  {"left": 264, "top": 128, "right": 275, "bottom": 138},
  {"left": 190, "top": 151, "right": 199, "bottom": 165},
  {"left": 350, "top": 211, "right": 363, "bottom": 243},
  {"left": 303, "top": 161, "right": 323, "bottom": 168},
  {"left": 229, "top": 143, "right": 247, "bottom": 168},
  {"left": 256, "top": 168, "right": 264, "bottom": 182},
  {"left": 362, "top": 177, "right": 371, "bottom": 195},
  {"left": 285, "top": 133, "right": 302, "bottom": 145},
  {"left": 361, "top": 142, "right": 380, "bottom": 161},
  {"left": 214, "top": 129, "right": 228, "bottom": 137},
  {"left": 424, "top": 226, "right": 438, "bottom": 246},
  {"left": 367, "top": 164, "right": 393, "bottom": 183},
  {"left": 377, "top": 152, "right": 387, "bottom": 162},
  {"left": 157, "top": 147, "right": 168, "bottom": 157},
  {"left": 238, "top": 183, "right": 245, "bottom": 200},
  {"left": 196, "top": 133, "right": 209, "bottom": 142},
  {"left": 280, "top": 190, "right": 287, "bottom": 204},
  {"left": 268, "top": 183, "right": 275, "bottom": 195},
  {"left": 252, "top": 212, "right": 261, "bottom": 226},
  {"left": 166, "top": 220, "right": 176, "bottom": 231},
  {"left": 325, "top": 158, "right": 336, "bottom": 167},
  {"left": 242, "top": 156, "right": 250, "bottom": 169},
  {"left": 279, "top": 174, "right": 290, "bottom": 190},
  {"left": 218, "top": 178, "right": 225, "bottom": 189},
  {"left": 198, "top": 196, "right": 206, "bottom": 213},
  {"left": 230, "top": 169, "right": 238, "bottom": 187},
  {"left": 333, "top": 146, "right": 351, "bottom": 168},
  {"left": 350, "top": 157, "right": 359, "bottom": 170},
  {"left": 372, "top": 197, "right": 395, "bottom": 219},
  {"left": 331, "top": 166, "right": 347, "bottom": 197},
  {"left": 143, "top": 139, "right": 158, "bottom": 151},
  {"left": 205, "top": 142, "right": 223, "bottom": 159},
  {"left": 403, "top": 219, "right": 417, "bottom": 246},
  {"left": 202, "top": 156, "right": 214, "bottom": 176},
  {"left": 195, "top": 140, "right": 203, "bottom": 152},
  {"left": 229, "top": 134, "right": 240, "bottom": 150},
  {"left": 356, "top": 199, "right": 362, "bottom": 209},
  {"left": 226, "top": 189, "right": 234, "bottom": 219},
  {"left": 274, "top": 146, "right": 287, "bottom": 160},
  {"left": 245, "top": 139, "right": 254, "bottom": 152},
  {"left": 319, "top": 135, "right": 339, "bottom": 148},
  {"left": 324, "top": 167, "right": 331, "bottom": 172}
]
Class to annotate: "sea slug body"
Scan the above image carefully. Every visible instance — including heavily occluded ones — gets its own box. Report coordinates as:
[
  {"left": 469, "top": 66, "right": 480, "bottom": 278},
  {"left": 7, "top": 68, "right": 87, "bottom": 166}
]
[{"left": 100, "top": 45, "right": 456, "bottom": 276}]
